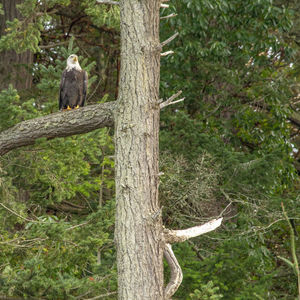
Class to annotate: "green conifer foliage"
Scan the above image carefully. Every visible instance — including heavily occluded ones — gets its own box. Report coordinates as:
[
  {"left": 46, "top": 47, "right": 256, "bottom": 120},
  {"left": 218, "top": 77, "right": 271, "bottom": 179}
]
[
  {"left": 159, "top": 0, "right": 300, "bottom": 298},
  {"left": 0, "top": 12, "right": 117, "bottom": 299}
]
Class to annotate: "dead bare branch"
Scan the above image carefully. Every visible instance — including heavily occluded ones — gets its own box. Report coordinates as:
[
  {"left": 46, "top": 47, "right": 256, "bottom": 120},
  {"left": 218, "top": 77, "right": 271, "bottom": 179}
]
[
  {"left": 160, "top": 90, "right": 184, "bottom": 109},
  {"left": 164, "top": 243, "right": 183, "bottom": 299},
  {"left": 161, "top": 50, "right": 174, "bottom": 56},
  {"left": 96, "top": 0, "right": 119, "bottom": 4},
  {"left": 161, "top": 32, "right": 179, "bottom": 47},
  {"left": 164, "top": 218, "right": 223, "bottom": 243},
  {"left": 163, "top": 98, "right": 185, "bottom": 108},
  {"left": 160, "top": 13, "right": 177, "bottom": 20},
  {"left": 0, "top": 202, "right": 40, "bottom": 223}
]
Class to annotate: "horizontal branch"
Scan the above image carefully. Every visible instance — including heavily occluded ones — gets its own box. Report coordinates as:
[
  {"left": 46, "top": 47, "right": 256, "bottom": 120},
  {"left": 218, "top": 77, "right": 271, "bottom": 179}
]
[
  {"left": 164, "top": 98, "right": 185, "bottom": 108},
  {"left": 164, "top": 218, "right": 223, "bottom": 243},
  {"left": 164, "top": 243, "right": 183, "bottom": 299},
  {"left": 96, "top": 0, "right": 119, "bottom": 4},
  {"left": 160, "top": 13, "right": 177, "bottom": 20},
  {"left": 161, "top": 50, "right": 174, "bottom": 57},
  {"left": 0, "top": 102, "right": 115, "bottom": 156}
]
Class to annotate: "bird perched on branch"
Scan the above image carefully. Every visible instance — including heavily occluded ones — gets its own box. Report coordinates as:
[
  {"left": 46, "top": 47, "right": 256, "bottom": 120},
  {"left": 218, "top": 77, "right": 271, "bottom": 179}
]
[{"left": 59, "top": 54, "right": 88, "bottom": 110}]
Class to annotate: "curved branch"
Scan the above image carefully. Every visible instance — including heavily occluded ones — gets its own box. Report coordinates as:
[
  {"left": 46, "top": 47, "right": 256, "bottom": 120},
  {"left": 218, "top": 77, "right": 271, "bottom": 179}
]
[
  {"left": 0, "top": 102, "right": 115, "bottom": 156},
  {"left": 163, "top": 218, "right": 223, "bottom": 298},
  {"left": 164, "top": 218, "right": 223, "bottom": 244},
  {"left": 164, "top": 243, "right": 183, "bottom": 299}
]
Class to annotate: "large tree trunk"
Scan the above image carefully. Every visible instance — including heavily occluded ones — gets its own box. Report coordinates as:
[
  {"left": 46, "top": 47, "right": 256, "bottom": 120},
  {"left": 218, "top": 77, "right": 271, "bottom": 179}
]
[
  {"left": 114, "top": 0, "right": 164, "bottom": 299},
  {"left": 0, "top": 0, "right": 33, "bottom": 91}
]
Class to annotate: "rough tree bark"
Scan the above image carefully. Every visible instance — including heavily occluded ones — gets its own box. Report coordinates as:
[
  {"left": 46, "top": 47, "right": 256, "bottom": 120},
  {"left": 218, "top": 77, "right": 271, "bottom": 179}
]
[
  {"left": 114, "top": 0, "right": 164, "bottom": 299},
  {"left": 0, "top": 102, "right": 115, "bottom": 156},
  {"left": 0, "top": 0, "right": 33, "bottom": 90}
]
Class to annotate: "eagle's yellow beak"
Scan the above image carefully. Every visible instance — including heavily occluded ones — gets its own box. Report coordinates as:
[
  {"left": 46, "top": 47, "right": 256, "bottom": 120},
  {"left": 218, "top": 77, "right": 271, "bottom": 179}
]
[{"left": 73, "top": 57, "right": 78, "bottom": 62}]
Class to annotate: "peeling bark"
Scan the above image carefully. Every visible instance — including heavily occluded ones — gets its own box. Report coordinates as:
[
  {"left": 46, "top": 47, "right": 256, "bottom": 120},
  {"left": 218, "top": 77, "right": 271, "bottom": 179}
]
[{"left": 0, "top": 102, "right": 115, "bottom": 156}]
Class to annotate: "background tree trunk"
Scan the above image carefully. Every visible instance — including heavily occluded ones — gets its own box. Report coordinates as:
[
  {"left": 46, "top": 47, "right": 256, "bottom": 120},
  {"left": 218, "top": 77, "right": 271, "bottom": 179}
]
[
  {"left": 114, "top": 0, "right": 164, "bottom": 299},
  {"left": 0, "top": 0, "right": 32, "bottom": 91}
]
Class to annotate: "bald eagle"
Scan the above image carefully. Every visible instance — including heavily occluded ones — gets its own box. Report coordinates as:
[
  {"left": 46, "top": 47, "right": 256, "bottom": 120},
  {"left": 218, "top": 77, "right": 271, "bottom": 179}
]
[{"left": 59, "top": 54, "right": 88, "bottom": 110}]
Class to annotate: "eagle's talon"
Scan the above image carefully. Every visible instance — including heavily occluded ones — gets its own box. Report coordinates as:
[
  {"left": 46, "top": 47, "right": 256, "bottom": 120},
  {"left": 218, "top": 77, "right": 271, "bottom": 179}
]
[
  {"left": 67, "top": 105, "right": 72, "bottom": 110},
  {"left": 75, "top": 105, "right": 79, "bottom": 109}
]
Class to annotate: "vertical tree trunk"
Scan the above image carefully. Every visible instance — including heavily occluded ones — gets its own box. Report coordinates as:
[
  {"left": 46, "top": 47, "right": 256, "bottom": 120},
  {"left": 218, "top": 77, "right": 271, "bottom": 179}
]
[
  {"left": 0, "top": 0, "right": 33, "bottom": 91},
  {"left": 114, "top": 0, "right": 163, "bottom": 299}
]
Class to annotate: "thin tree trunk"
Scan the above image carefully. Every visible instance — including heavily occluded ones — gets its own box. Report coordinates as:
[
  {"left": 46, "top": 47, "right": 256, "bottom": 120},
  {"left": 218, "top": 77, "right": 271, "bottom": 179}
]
[
  {"left": 114, "top": 0, "right": 164, "bottom": 299},
  {"left": 0, "top": 0, "right": 33, "bottom": 90}
]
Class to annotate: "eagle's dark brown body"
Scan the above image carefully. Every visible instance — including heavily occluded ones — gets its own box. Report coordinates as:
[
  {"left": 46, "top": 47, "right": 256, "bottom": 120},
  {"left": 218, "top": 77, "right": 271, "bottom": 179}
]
[{"left": 59, "top": 57, "right": 88, "bottom": 110}]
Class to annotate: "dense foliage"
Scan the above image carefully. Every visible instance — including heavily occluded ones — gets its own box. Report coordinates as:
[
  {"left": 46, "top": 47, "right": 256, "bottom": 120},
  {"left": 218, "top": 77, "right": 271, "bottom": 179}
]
[{"left": 0, "top": 0, "right": 299, "bottom": 299}]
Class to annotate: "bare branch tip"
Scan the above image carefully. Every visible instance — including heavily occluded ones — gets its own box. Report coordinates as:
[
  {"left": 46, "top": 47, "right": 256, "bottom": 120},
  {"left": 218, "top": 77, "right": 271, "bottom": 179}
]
[
  {"left": 161, "top": 32, "right": 179, "bottom": 47},
  {"left": 161, "top": 50, "right": 174, "bottom": 57},
  {"left": 161, "top": 13, "right": 178, "bottom": 20},
  {"left": 164, "top": 217, "right": 223, "bottom": 243},
  {"left": 160, "top": 91, "right": 184, "bottom": 109}
]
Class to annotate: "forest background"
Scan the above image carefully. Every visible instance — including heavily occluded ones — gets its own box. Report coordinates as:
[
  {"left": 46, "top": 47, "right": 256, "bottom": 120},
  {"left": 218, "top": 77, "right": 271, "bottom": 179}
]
[{"left": 0, "top": 0, "right": 300, "bottom": 299}]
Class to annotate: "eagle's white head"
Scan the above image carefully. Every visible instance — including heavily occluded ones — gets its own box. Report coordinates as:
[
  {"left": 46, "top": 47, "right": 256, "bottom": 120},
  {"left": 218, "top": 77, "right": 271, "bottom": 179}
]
[{"left": 66, "top": 54, "right": 82, "bottom": 71}]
